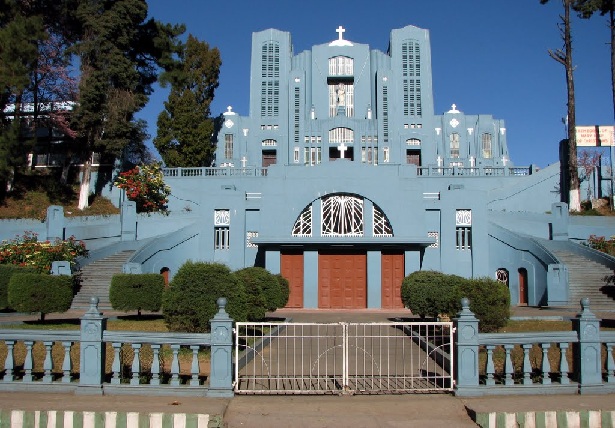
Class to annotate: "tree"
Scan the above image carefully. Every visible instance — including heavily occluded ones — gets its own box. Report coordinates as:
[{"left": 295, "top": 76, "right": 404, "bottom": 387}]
[
  {"left": 70, "top": 0, "right": 183, "bottom": 209},
  {"left": 578, "top": 149, "right": 602, "bottom": 200},
  {"left": 542, "top": 0, "right": 582, "bottom": 211},
  {"left": 0, "top": 3, "right": 45, "bottom": 190},
  {"left": 154, "top": 34, "right": 221, "bottom": 167}
]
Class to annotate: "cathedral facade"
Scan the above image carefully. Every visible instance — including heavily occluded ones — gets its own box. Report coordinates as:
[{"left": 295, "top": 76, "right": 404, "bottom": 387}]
[{"left": 157, "top": 25, "right": 562, "bottom": 309}]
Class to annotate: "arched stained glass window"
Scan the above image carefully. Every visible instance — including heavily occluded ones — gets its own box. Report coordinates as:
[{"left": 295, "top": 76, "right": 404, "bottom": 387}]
[{"left": 373, "top": 205, "right": 393, "bottom": 237}]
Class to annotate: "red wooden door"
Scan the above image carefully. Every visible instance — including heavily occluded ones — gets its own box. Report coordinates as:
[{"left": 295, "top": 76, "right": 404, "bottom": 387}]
[
  {"left": 318, "top": 252, "right": 366, "bottom": 309},
  {"left": 281, "top": 251, "right": 304, "bottom": 308},
  {"left": 518, "top": 268, "right": 528, "bottom": 305},
  {"left": 381, "top": 252, "right": 405, "bottom": 309}
]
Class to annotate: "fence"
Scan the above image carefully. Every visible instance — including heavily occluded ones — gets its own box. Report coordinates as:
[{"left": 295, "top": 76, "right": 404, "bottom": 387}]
[
  {"left": 0, "top": 298, "right": 233, "bottom": 397},
  {"left": 455, "top": 297, "right": 615, "bottom": 396}
]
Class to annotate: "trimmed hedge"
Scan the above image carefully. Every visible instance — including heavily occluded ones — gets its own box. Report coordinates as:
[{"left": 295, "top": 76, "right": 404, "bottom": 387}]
[
  {"left": 400, "top": 270, "right": 464, "bottom": 319},
  {"left": 0, "top": 265, "right": 41, "bottom": 309},
  {"left": 8, "top": 273, "right": 73, "bottom": 320},
  {"left": 401, "top": 270, "right": 511, "bottom": 332},
  {"left": 162, "top": 261, "right": 248, "bottom": 332},
  {"left": 109, "top": 273, "right": 164, "bottom": 315},
  {"left": 455, "top": 277, "right": 511, "bottom": 333},
  {"left": 235, "top": 267, "right": 286, "bottom": 319}
]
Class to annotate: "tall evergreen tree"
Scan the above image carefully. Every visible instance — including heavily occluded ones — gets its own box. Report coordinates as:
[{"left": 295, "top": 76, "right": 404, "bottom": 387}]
[
  {"left": 70, "top": 0, "right": 183, "bottom": 209},
  {"left": 154, "top": 34, "right": 221, "bottom": 167},
  {"left": 542, "top": 0, "right": 581, "bottom": 211}
]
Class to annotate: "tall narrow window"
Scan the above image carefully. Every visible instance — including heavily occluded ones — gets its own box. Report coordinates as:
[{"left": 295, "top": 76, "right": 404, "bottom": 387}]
[
  {"left": 214, "top": 209, "right": 231, "bottom": 250},
  {"left": 401, "top": 40, "right": 422, "bottom": 117},
  {"left": 482, "top": 133, "right": 492, "bottom": 158},
  {"left": 224, "top": 134, "right": 233, "bottom": 159},
  {"left": 260, "top": 42, "right": 280, "bottom": 117},
  {"left": 455, "top": 209, "right": 472, "bottom": 251},
  {"left": 294, "top": 147, "right": 300, "bottom": 163},
  {"left": 304, "top": 147, "right": 321, "bottom": 166},
  {"left": 383, "top": 147, "right": 390, "bottom": 163},
  {"left": 450, "top": 133, "right": 460, "bottom": 159},
  {"left": 382, "top": 85, "right": 389, "bottom": 142}
]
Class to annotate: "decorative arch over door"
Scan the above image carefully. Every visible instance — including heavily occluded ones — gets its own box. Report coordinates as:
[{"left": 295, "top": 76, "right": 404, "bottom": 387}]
[{"left": 290, "top": 193, "right": 393, "bottom": 238}]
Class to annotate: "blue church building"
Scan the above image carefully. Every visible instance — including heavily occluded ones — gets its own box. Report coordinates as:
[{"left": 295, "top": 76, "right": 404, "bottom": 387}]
[{"left": 153, "top": 24, "right": 579, "bottom": 310}]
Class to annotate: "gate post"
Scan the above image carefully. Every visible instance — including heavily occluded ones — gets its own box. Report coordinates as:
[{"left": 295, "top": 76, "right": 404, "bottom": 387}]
[
  {"left": 574, "top": 298, "right": 604, "bottom": 394},
  {"left": 208, "top": 297, "right": 234, "bottom": 397},
  {"left": 453, "top": 298, "right": 482, "bottom": 396},
  {"left": 78, "top": 297, "right": 107, "bottom": 395}
]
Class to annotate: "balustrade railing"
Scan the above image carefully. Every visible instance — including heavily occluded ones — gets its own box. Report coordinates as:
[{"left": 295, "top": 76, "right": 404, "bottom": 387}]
[
  {"left": 162, "top": 167, "right": 268, "bottom": 178},
  {"left": 0, "top": 298, "right": 234, "bottom": 397}
]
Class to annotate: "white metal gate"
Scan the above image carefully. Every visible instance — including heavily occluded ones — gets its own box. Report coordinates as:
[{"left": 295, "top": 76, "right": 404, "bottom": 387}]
[{"left": 234, "top": 322, "right": 454, "bottom": 394}]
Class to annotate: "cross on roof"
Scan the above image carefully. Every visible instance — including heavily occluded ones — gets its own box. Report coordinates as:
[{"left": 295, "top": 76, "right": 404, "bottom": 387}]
[
  {"left": 336, "top": 26, "right": 346, "bottom": 41},
  {"left": 337, "top": 142, "right": 348, "bottom": 159}
]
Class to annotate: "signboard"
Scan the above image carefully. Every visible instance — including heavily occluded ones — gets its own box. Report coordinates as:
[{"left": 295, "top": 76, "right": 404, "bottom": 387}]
[{"left": 576, "top": 126, "right": 615, "bottom": 147}]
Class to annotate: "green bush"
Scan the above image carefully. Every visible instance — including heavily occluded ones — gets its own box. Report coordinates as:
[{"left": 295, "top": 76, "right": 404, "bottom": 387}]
[
  {"left": 8, "top": 273, "right": 73, "bottom": 320},
  {"left": 109, "top": 273, "right": 164, "bottom": 315},
  {"left": 400, "top": 270, "right": 464, "bottom": 318},
  {"left": 0, "top": 265, "right": 40, "bottom": 309},
  {"left": 274, "top": 274, "right": 290, "bottom": 309},
  {"left": 234, "top": 267, "right": 270, "bottom": 319},
  {"left": 162, "top": 261, "right": 248, "bottom": 332},
  {"left": 455, "top": 277, "right": 511, "bottom": 333}
]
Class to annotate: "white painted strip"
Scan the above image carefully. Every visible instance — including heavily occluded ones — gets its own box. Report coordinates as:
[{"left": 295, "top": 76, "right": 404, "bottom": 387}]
[
  {"left": 611, "top": 411, "right": 615, "bottom": 427},
  {"left": 588, "top": 411, "right": 601, "bottom": 428},
  {"left": 173, "top": 413, "right": 186, "bottom": 428},
  {"left": 104, "top": 412, "right": 116, "bottom": 428},
  {"left": 545, "top": 411, "right": 557, "bottom": 427},
  {"left": 504, "top": 412, "right": 517, "bottom": 428},
  {"left": 487, "top": 412, "right": 496, "bottom": 428},
  {"left": 11, "top": 410, "right": 24, "bottom": 428},
  {"left": 83, "top": 411, "right": 95, "bottom": 428},
  {"left": 149, "top": 413, "right": 163, "bottom": 428},
  {"left": 566, "top": 411, "right": 580, "bottom": 428},
  {"left": 34, "top": 410, "right": 41, "bottom": 428},
  {"left": 47, "top": 411, "right": 56, "bottom": 428},
  {"left": 63, "top": 411, "right": 73, "bottom": 428},
  {"left": 127, "top": 412, "right": 139, "bottom": 427},
  {"left": 523, "top": 412, "right": 536, "bottom": 428},
  {"left": 197, "top": 414, "right": 209, "bottom": 428}
]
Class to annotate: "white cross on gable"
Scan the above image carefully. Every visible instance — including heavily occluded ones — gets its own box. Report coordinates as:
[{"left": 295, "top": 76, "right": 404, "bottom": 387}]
[
  {"left": 337, "top": 142, "right": 348, "bottom": 159},
  {"left": 336, "top": 26, "right": 345, "bottom": 41}
]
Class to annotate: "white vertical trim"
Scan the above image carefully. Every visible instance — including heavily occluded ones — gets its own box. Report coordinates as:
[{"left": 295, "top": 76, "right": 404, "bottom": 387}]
[
  {"left": 104, "top": 412, "right": 116, "bottom": 428},
  {"left": 11, "top": 410, "right": 24, "bottom": 428},
  {"left": 197, "top": 414, "right": 210, "bottom": 427},
  {"left": 566, "top": 411, "right": 580, "bottom": 428},
  {"left": 83, "top": 412, "right": 95, "bottom": 428},
  {"left": 63, "top": 411, "right": 73, "bottom": 428},
  {"left": 150, "top": 413, "right": 163, "bottom": 428},
  {"left": 588, "top": 411, "right": 601, "bottom": 428},
  {"left": 47, "top": 411, "right": 57, "bottom": 428},
  {"left": 127, "top": 413, "right": 139, "bottom": 428},
  {"left": 173, "top": 413, "right": 187, "bottom": 428},
  {"left": 523, "top": 412, "right": 536, "bottom": 428},
  {"left": 545, "top": 411, "right": 557, "bottom": 427}
]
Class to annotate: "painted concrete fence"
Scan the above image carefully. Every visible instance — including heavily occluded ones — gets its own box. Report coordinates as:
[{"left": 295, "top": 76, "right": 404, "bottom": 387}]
[
  {"left": 455, "top": 297, "right": 615, "bottom": 397},
  {"left": 0, "top": 298, "right": 233, "bottom": 398}
]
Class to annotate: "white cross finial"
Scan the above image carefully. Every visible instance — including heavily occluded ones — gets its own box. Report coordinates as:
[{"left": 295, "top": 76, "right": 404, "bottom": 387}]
[
  {"left": 451, "top": 104, "right": 457, "bottom": 111},
  {"left": 337, "top": 142, "right": 348, "bottom": 159},
  {"left": 336, "top": 26, "right": 345, "bottom": 41}
]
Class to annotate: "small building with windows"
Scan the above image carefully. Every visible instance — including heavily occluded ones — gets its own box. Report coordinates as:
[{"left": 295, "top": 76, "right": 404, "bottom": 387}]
[{"left": 149, "top": 25, "right": 567, "bottom": 309}]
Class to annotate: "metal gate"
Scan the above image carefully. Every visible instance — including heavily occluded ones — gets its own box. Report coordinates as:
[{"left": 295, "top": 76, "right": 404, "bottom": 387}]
[{"left": 234, "top": 322, "right": 454, "bottom": 394}]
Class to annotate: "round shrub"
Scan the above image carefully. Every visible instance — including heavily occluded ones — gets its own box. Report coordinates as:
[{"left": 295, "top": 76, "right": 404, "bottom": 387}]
[
  {"left": 273, "top": 274, "right": 290, "bottom": 309},
  {"left": 162, "top": 261, "right": 247, "bottom": 332},
  {"left": 109, "top": 273, "right": 164, "bottom": 315},
  {"left": 455, "top": 277, "right": 511, "bottom": 332},
  {"left": 0, "top": 265, "right": 41, "bottom": 310},
  {"left": 235, "top": 267, "right": 283, "bottom": 319},
  {"left": 8, "top": 273, "right": 73, "bottom": 321},
  {"left": 400, "top": 270, "right": 464, "bottom": 318}
]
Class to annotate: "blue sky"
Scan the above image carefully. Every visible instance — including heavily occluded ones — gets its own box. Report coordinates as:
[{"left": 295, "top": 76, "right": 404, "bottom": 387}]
[{"left": 138, "top": 0, "right": 613, "bottom": 168}]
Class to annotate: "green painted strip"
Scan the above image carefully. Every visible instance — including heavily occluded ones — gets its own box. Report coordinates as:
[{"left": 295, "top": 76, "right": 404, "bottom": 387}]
[
  {"left": 535, "top": 411, "right": 547, "bottom": 428},
  {"left": 185, "top": 413, "right": 198, "bottom": 428},
  {"left": 603, "top": 411, "right": 615, "bottom": 428},
  {"left": 0, "top": 409, "right": 9, "bottom": 428},
  {"left": 474, "top": 413, "right": 490, "bottom": 428},
  {"left": 495, "top": 412, "right": 505, "bottom": 428},
  {"left": 138, "top": 412, "right": 149, "bottom": 428},
  {"left": 556, "top": 411, "right": 569, "bottom": 428},
  {"left": 94, "top": 411, "right": 106, "bottom": 428},
  {"left": 74, "top": 410, "right": 84, "bottom": 428},
  {"left": 39, "top": 410, "right": 48, "bottom": 428},
  {"left": 116, "top": 412, "right": 127, "bottom": 428}
]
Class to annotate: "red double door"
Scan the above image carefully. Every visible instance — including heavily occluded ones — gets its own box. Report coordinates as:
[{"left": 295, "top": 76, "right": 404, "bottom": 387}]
[{"left": 281, "top": 250, "right": 405, "bottom": 309}]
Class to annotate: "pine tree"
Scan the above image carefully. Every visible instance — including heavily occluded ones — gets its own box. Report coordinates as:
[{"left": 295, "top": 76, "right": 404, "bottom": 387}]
[{"left": 154, "top": 34, "right": 221, "bottom": 167}]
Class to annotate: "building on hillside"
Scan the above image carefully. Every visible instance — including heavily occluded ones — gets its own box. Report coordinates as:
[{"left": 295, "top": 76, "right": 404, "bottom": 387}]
[{"left": 120, "top": 24, "right": 576, "bottom": 310}]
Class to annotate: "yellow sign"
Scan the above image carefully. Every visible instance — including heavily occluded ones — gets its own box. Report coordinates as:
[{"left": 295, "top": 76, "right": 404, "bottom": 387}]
[{"left": 576, "top": 126, "right": 615, "bottom": 147}]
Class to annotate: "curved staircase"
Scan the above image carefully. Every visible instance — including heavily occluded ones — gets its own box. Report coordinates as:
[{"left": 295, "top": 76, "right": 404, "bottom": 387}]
[{"left": 71, "top": 250, "right": 135, "bottom": 311}]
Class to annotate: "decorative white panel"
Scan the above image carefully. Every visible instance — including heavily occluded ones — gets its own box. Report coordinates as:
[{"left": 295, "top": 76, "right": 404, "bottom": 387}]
[
  {"left": 373, "top": 206, "right": 393, "bottom": 237},
  {"left": 321, "top": 195, "right": 363, "bottom": 237},
  {"left": 456, "top": 210, "right": 472, "bottom": 226},
  {"left": 214, "top": 209, "right": 230, "bottom": 226},
  {"left": 427, "top": 231, "right": 439, "bottom": 248},
  {"left": 291, "top": 204, "right": 312, "bottom": 237},
  {"left": 246, "top": 231, "right": 258, "bottom": 248}
]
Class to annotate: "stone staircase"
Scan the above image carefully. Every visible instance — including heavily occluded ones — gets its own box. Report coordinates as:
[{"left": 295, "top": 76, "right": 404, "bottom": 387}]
[
  {"left": 71, "top": 251, "right": 135, "bottom": 311},
  {"left": 551, "top": 249, "right": 615, "bottom": 310}
]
